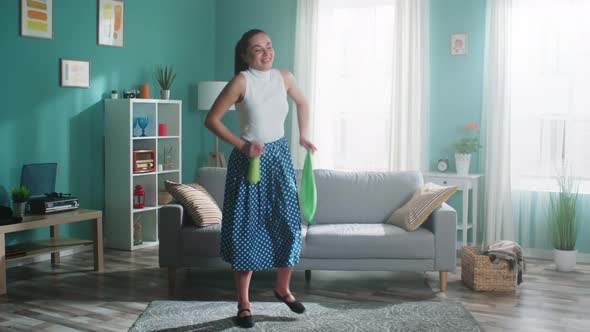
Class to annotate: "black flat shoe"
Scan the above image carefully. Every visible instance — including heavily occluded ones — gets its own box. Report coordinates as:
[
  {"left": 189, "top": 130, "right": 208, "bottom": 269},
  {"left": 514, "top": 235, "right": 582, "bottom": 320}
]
[
  {"left": 236, "top": 308, "right": 254, "bottom": 328},
  {"left": 273, "top": 290, "right": 306, "bottom": 314}
]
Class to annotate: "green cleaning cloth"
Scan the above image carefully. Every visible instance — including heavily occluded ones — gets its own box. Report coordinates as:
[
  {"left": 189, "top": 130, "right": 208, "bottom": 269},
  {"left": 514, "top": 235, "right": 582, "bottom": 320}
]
[
  {"left": 247, "top": 157, "right": 260, "bottom": 184},
  {"left": 300, "top": 149, "right": 317, "bottom": 224}
]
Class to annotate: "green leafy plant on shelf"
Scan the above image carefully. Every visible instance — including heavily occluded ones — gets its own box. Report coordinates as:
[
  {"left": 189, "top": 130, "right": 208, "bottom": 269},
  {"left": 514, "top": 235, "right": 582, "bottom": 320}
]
[
  {"left": 154, "top": 65, "right": 177, "bottom": 90},
  {"left": 11, "top": 185, "right": 31, "bottom": 203},
  {"left": 548, "top": 170, "right": 579, "bottom": 251},
  {"left": 454, "top": 123, "right": 483, "bottom": 154}
]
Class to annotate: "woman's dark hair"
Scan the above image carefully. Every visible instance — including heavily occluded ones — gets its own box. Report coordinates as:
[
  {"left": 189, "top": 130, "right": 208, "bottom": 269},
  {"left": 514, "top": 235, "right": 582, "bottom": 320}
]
[{"left": 234, "top": 29, "right": 266, "bottom": 75}]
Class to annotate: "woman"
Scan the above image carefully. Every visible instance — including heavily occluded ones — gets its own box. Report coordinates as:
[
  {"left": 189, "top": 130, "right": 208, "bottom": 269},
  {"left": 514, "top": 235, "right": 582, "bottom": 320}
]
[{"left": 205, "top": 29, "right": 316, "bottom": 328}]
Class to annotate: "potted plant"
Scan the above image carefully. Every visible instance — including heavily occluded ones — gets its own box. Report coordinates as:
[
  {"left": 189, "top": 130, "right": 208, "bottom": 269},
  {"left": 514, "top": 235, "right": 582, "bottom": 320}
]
[
  {"left": 548, "top": 170, "right": 579, "bottom": 272},
  {"left": 11, "top": 185, "right": 31, "bottom": 217},
  {"left": 154, "top": 65, "right": 177, "bottom": 100},
  {"left": 453, "top": 122, "right": 482, "bottom": 175}
]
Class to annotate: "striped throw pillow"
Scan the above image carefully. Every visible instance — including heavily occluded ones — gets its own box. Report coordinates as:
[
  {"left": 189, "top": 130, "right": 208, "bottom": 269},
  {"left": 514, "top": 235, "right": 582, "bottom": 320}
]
[
  {"left": 164, "top": 180, "right": 222, "bottom": 227},
  {"left": 386, "top": 183, "right": 458, "bottom": 231}
]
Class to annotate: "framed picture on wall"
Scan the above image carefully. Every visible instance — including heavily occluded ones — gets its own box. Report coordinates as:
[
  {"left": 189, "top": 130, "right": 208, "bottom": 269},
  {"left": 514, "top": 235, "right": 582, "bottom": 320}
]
[
  {"left": 21, "top": 0, "right": 53, "bottom": 39},
  {"left": 451, "top": 33, "right": 468, "bottom": 56},
  {"left": 60, "top": 59, "right": 90, "bottom": 88},
  {"left": 98, "top": 0, "right": 125, "bottom": 47}
]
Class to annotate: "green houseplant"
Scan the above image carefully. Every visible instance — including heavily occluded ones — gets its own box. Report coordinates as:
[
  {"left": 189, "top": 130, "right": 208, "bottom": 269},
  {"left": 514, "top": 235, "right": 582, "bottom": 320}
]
[
  {"left": 548, "top": 171, "right": 579, "bottom": 271},
  {"left": 11, "top": 185, "right": 31, "bottom": 217},
  {"left": 454, "top": 123, "right": 482, "bottom": 175},
  {"left": 154, "top": 65, "right": 177, "bottom": 100}
]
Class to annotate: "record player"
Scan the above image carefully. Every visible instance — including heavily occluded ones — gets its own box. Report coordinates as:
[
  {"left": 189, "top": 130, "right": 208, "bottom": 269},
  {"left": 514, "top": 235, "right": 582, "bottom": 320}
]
[{"left": 29, "top": 192, "right": 80, "bottom": 214}]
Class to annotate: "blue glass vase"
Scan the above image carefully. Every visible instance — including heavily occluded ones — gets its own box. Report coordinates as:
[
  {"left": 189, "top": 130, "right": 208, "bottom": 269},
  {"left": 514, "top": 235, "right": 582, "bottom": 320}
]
[{"left": 138, "top": 117, "right": 149, "bottom": 137}]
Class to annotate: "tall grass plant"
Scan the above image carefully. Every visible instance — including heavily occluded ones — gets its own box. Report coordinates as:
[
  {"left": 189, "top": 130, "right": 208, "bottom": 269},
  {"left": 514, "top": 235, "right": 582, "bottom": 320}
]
[{"left": 548, "top": 172, "right": 579, "bottom": 251}]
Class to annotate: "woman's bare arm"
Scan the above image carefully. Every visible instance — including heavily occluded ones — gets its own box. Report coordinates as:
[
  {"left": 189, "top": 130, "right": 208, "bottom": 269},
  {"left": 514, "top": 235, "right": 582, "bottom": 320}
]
[
  {"left": 204, "top": 75, "right": 264, "bottom": 157},
  {"left": 281, "top": 70, "right": 317, "bottom": 153}
]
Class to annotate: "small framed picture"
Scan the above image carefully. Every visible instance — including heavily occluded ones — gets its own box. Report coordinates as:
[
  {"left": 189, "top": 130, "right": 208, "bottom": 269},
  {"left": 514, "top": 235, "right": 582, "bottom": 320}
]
[
  {"left": 21, "top": 0, "right": 53, "bottom": 39},
  {"left": 98, "top": 0, "right": 125, "bottom": 47},
  {"left": 60, "top": 59, "right": 90, "bottom": 88},
  {"left": 451, "top": 33, "right": 467, "bottom": 56}
]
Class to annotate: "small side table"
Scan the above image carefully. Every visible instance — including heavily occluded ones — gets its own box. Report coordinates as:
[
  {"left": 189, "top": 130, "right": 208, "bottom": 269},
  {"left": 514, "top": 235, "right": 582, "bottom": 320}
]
[
  {"left": 0, "top": 209, "right": 103, "bottom": 295},
  {"left": 423, "top": 172, "right": 481, "bottom": 247}
]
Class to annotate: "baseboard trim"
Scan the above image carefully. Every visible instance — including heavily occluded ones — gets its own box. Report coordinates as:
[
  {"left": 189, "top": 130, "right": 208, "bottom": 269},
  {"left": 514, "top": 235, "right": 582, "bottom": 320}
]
[{"left": 6, "top": 246, "right": 93, "bottom": 268}]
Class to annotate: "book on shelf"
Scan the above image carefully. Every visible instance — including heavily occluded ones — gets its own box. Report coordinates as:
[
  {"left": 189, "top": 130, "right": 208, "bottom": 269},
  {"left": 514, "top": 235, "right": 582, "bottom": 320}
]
[{"left": 5, "top": 245, "right": 27, "bottom": 259}]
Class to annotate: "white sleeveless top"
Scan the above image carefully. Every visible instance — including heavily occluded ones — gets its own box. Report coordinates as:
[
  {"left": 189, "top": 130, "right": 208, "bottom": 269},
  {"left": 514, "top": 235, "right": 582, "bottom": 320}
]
[{"left": 236, "top": 67, "right": 288, "bottom": 144}]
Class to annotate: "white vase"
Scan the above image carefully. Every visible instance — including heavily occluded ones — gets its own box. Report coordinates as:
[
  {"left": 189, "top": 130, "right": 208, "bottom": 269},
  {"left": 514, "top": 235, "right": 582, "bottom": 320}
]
[
  {"left": 12, "top": 202, "right": 26, "bottom": 217},
  {"left": 455, "top": 153, "right": 472, "bottom": 175},
  {"left": 161, "top": 90, "right": 170, "bottom": 100},
  {"left": 554, "top": 249, "right": 577, "bottom": 272}
]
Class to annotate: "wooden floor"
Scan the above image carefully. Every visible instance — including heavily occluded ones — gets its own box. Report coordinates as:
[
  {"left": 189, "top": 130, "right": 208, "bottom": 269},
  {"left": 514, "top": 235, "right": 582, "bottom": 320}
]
[{"left": 1, "top": 247, "right": 589, "bottom": 331}]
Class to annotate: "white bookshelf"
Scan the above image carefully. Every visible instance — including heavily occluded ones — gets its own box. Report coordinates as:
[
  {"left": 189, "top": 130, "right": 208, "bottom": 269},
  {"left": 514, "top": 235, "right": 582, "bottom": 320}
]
[{"left": 104, "top": 99, "right": 182, "bottom": 250}]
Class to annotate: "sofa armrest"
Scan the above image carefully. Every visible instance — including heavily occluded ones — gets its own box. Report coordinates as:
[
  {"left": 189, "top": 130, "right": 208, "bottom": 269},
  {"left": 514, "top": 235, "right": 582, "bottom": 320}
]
[
  {"left": 158, "top": 204, "right": 185, "bottom": 267},
  {"left": 422, "top": 202, "right": 457, "bottom": 271}
]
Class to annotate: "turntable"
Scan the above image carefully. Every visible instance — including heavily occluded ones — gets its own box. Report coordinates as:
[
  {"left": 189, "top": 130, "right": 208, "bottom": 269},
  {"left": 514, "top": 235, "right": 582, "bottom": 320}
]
[{"left": 29, "top": 192, "right": 80, "bottom": 214}]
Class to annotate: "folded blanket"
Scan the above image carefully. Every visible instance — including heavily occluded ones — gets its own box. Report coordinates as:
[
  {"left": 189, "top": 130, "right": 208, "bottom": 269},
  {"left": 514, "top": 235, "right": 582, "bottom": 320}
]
[{"left": 483, "top": 240, "right": 526, "bottom": 284}]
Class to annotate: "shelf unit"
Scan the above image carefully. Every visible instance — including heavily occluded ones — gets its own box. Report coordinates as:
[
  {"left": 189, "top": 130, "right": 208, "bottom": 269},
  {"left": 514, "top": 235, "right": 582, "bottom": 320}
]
[{"left": 104, "top": 99, "right": 182, "bottom": 250}]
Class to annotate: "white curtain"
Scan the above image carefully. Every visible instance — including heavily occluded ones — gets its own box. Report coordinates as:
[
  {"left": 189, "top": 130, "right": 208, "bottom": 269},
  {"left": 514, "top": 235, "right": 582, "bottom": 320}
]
[
  {"left": 291, "top": 0, "right": 429, "bottom": 171},
  {"left": 482, "top": 0, "right": 515, "bottom": 245},
  {"left": 391, "top": 0, "right": 429, "bottom": 171},
  {"left": 510, "top": 0, "right": 590, "bottom": 249},
  {"left": 291, "top": 0, "right": 319, "bottom": 169},
  {"left": 484, "top": 0, "right": 590, "bottom": 246}
]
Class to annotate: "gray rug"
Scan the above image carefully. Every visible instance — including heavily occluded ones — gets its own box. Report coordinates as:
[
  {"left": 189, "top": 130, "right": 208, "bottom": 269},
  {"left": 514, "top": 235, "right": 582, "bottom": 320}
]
[{"left": 130, "top": 301, "right": 482, "bottom": 332}]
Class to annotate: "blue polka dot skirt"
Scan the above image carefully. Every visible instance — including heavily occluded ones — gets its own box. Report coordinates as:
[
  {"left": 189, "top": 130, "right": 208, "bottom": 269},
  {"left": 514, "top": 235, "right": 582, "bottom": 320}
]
[{"left": 221, "top": 137, "right": 302, "bottom": 271}]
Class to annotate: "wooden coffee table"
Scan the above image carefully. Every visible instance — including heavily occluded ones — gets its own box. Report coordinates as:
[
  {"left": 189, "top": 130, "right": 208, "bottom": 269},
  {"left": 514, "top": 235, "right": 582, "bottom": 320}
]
[{"left": 0, "top": 209, "right": 103, "bottom": 295}]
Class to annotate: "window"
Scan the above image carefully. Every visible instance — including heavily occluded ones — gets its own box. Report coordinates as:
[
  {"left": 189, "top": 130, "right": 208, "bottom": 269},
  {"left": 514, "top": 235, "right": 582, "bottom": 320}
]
[
  {"left": 510, "top": 0, "right": 590, "bottom": 192},
  {"left": 314, "top": 0, "right": 397, "bottom": 170}
]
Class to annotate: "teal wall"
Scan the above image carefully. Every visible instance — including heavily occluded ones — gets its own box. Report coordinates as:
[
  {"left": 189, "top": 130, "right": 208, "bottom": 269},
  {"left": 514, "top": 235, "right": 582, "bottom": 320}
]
[
  {"left": 213, "top": 0, "right": 297, "bottom": 159},
  {"left": 429, "top": 0, "right": 486, "bottom": 243},
  {"left": 0, "top": 0, "right": 216, "bottom": 246},
  {"left": 429, "top": 0, "right": 486, "bottom": 173}
]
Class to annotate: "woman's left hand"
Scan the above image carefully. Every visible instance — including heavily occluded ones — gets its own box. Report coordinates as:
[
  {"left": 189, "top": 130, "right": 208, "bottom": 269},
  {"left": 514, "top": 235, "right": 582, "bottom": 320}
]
[{"left": 299, "top": 137, "right": 317, "bottom": 154}]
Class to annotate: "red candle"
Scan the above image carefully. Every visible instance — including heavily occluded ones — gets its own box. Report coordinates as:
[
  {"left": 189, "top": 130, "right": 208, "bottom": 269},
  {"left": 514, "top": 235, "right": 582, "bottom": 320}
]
[{"left": 158, "top": 123, "right": 167, "bottom": 136}]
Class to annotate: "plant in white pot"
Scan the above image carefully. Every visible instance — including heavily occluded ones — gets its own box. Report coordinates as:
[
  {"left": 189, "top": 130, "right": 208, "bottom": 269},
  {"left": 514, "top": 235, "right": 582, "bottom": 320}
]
[
  {"left": 11, "top": 185, "right": 31, "bottom": 217},
  {"left": 154, "top": 65, "right": 177, "bottom": 100},
  {"left": 453, "top": 122, "right": 482, "bottom": 175},
  {"left": 548, "top": 170, "right": 579, "bottom": 272}
]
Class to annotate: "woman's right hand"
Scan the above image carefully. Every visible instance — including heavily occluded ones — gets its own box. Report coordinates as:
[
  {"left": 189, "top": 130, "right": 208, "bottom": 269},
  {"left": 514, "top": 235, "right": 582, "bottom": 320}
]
[{"left": 240, "top": 141, "right": 265, "bottom": 158}]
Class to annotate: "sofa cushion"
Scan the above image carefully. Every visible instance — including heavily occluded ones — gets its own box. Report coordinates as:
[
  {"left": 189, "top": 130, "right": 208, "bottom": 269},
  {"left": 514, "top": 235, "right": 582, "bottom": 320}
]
[
  {"left": 197, "top": 167, "right": 227, "bottom": 207},
  {"left": 165, "top": 180, "right": 222, "bottom": 227},
  {"left": 386, "top": 183, "right": 458, "bottom": 231},
  {"left": 306, "top": 170, "right": 423, "bottom": 224},
  {"left": 302, "top": 223, "right": 434, "bottom": 259},
  {"left": 180, "top": 223, "right": 222, "bottom": 257}
]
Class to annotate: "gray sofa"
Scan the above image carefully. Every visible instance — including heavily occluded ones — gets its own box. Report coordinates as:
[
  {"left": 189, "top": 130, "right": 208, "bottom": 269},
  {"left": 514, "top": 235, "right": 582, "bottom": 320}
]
[{"left": 159, "top": 167, "right": 457, "bottom": 293}]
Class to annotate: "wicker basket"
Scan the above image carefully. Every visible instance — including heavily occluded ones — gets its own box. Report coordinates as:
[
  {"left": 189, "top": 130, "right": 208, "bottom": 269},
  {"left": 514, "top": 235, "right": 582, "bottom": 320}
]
[{"left": 461, "top": 246, "right": 517, "bottom": 291}]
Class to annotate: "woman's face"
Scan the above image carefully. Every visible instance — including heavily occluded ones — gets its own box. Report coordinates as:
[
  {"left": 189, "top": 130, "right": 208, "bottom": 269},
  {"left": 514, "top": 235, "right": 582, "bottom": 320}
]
[{"left": 243, "top": 33, "right": 274, "bottom": 71}]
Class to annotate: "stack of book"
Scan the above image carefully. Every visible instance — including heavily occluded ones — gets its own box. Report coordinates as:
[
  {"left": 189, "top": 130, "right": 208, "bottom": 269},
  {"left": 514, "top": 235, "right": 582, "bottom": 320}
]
[{"left": 5, "top": 245, "right": 26, "bottom": 259}]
